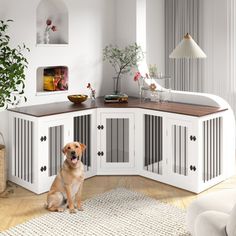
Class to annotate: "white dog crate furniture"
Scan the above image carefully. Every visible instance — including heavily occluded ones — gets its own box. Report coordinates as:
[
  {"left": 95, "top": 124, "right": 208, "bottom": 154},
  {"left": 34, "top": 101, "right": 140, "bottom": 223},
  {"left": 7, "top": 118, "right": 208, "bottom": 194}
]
[{"left": 8, "top": 95, "right": 235, "bottom": 194}]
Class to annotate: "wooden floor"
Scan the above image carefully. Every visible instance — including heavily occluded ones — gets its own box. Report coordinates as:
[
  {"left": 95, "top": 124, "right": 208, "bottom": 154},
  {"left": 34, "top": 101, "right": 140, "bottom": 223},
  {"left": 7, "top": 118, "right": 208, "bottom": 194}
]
[{"left": 0, "top": 174, "right": 236, "bottom": 232}]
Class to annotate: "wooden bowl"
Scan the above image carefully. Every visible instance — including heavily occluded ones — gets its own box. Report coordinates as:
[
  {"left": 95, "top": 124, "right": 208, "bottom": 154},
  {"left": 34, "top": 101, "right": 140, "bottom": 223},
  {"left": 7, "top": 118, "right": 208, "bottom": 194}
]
[{"left": 67, "top": 94, "right": 88, "bottom": 104}]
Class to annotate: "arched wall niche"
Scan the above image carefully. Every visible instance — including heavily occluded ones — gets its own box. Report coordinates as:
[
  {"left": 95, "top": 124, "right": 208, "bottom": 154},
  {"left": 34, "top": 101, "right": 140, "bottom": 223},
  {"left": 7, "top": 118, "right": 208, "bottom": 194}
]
[{"left": 36, "top": 0, "right": 68, "bottom": 44}]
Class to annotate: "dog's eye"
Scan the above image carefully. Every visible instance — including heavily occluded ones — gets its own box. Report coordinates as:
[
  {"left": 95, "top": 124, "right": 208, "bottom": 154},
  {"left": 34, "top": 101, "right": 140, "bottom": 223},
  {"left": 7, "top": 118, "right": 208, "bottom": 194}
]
[
  {"left": 67, "top": 146, "right": 71, "bottom": 150},
  {"left": 75, "top": 145, "right": 79, "bottom": 148}
]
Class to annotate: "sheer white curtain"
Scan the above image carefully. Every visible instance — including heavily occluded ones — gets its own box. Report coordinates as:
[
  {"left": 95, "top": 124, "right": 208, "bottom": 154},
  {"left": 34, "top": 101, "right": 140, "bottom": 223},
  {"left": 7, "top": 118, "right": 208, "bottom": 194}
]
[{"left": 165, "top": 0, "right": 203, "bottom": 92}]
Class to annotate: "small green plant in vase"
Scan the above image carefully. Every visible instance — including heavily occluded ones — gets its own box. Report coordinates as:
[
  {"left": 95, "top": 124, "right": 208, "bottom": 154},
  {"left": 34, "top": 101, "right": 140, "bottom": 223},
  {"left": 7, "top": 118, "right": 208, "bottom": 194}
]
[
  {"left": 0, "top": 19, "right": 29, "bottom": 108},
  {"left": 103, "top": 43, "right": 143, "bottom": 95}
]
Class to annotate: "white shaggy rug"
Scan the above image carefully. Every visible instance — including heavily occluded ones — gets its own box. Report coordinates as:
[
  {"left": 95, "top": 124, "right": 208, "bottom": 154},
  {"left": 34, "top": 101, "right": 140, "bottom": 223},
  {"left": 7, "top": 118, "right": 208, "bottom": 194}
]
[{"left": 1, "top": 188, "right": 191, "bottom": 236}]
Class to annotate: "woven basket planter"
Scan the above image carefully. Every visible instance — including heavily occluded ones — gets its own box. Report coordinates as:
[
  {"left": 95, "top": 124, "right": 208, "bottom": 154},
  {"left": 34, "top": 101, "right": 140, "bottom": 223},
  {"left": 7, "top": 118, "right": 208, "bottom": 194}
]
[{"left": 0, "top": 133, "right": 6, "bottom": 193}]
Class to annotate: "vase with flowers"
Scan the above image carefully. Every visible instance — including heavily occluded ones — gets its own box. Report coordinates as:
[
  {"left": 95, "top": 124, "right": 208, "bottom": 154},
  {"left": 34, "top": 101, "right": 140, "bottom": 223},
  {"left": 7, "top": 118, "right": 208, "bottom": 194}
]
[
  {"left": 133, "top": 72, "right": 149, "bottom": 100},
  {"left": 103, "top": 43, "right": 144, "bottom": 95},
  {"left": 87, "top": 83, "right": 96, "bottom": 100},
  {"left": 44, "top": 19, "right": 57, "bottom": 44}
]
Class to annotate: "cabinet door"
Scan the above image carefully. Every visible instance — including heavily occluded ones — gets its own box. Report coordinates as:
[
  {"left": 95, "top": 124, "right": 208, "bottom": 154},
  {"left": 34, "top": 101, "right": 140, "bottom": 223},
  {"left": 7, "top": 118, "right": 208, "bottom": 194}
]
[
  {"left": 166, "top": 118, "right": 198, "bottom": 191},
  {"left": 73, "top": 110, "right": 96, "bottom": 177},
  {"left": 38, "top": 117, "right": 71, "bottom": 193},
  {"left": 99, "top": 112, "right": 135, "bottom": 172},
  {"left": 143, "top": 114, "right": 163, "bottom": 176}
]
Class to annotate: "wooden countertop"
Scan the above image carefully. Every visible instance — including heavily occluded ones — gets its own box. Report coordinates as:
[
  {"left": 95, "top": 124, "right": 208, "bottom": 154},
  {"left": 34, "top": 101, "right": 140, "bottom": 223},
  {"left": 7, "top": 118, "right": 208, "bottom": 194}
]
[{"left": 8, "top": 97, "right": 227, "bottom": 117}]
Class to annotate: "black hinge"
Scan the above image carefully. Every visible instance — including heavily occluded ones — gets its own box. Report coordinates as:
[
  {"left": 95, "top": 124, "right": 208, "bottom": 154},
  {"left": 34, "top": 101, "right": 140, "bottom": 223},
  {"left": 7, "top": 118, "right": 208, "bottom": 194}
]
[
  {"left": 190, "top": 135, "right": 197, "bottom": 141},
  {"left": 97, "top": 151, "right": 104, "bottom": 156},
  {"left": 97, "top": 125, "right": 104, "bottom": 130},
  {"left": 190, "top": 165, "right": 197, "bottom": 171}
]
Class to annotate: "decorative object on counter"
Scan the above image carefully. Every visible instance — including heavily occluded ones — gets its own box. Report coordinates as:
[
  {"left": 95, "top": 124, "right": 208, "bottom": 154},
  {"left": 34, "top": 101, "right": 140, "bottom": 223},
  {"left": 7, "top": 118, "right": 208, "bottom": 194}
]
[
  {"left": 148, "top": 64, "right": 158, "bottom": 77},
  {"left": 133, "top": 72, "right": 149, "bottom": 99},
  {"left": 0, "top": 20, "right": 29, "bottom": 109},
  {"left": 103, "top": 43, "right": 144, "bottom": 95},
  {"left": 104, "top": 94, "right": 128, "bottom": 103},
  {"left": 149, "top": 83, "right": 157, "bottom": 91},
  {"left": 87, "top": 83, "right": 96, "bottom": 100},
  {"left": 67, "top": 94, "right": 88, "bottom": 104},
  {"left": 43, "top": 66, "right": 68, "bottom": 91},
  {"left": 44, "top": 19, "right": 57, "bottom": 44}
]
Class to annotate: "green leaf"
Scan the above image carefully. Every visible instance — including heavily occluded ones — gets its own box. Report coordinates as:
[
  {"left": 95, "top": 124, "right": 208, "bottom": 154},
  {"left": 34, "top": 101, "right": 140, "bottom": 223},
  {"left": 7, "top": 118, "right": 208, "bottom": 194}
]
[{"left": 0, "top": 19, "right": 29, "bottom": 109}]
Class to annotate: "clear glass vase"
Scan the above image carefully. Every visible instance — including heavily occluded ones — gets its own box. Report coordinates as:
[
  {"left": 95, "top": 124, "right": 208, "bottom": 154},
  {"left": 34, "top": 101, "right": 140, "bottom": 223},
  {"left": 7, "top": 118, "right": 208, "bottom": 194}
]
[{"left": 113, "top": 76, "right": 121, "bottom": 95}]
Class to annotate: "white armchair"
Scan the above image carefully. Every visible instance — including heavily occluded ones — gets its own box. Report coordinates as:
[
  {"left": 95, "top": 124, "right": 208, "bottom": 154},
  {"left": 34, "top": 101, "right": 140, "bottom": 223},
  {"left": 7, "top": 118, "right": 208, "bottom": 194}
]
[{"left": 186, "top": 189, "right": 236, "bottom": 236}]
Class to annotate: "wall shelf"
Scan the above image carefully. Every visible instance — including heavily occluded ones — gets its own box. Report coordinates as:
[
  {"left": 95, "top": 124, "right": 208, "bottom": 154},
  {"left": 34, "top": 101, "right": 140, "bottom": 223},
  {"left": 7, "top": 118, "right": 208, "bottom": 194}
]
[
  {"left": 36, "top": 0, "right": 69, "bottom": 45},
  {"left": 36, "top": 44, "right": 68, "bottom": 48},
  {"left": 36, "top": 66, "right": 69, "bottom": 95},
  {"left": 36, "top": 90, "right": 68, "bottom": 96}
]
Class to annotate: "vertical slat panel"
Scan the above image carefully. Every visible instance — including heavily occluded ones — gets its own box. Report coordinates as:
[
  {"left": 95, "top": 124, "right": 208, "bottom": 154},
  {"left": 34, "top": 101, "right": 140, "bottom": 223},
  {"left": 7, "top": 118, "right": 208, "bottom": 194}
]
[
  {"left": 117, "top": 119, "right": 122, "bottom": 163},
  {"left": 144, "top": 114, "right": 162, "bottom": 175},
  {"left": 145, "top": 115, "right": 148, "bottom": 169},
  {"left": 111, "top": 119, "right": 115, "bottom": 162},
  {"left": 184, "top": 126, "right": 187, "bottom": 176},
  {"left": 106, "top": 119, "right": 111, "bottom": 163},
  {"left": 24, "top": 120, "right": 28, "bottom": 181},
  {"left": 88, "top": 115, "right": 91, "bottom": 168},
  {"left": 155, "top": 116, "right": 158, "bottom": 173},
  {"left": 203, "top": 117, "right": 223, "bottom": 182},
  {"left": 203, "top": 121, "right": 207, "bottom": 182},
  {"left": 149, "top": 116, "right": 153, "bottom": 172},
  {"left": 219, "top": 118, "right": 222, "bottom": 175},
  {"left": 73, "top": 115, "right": 91, "bottom": 170},
  {"left": 173, "top": 125, "right": 176, "bottom": 173},
  {"left": 160, "top": 117, "right": 163, "bottom": 174},
  {"left": 14, "top": 118, "right": 17, "bottom": 177},
  {"left": 179, "top": 126, "right": 182, "bottom": 175},
  {"left": 213, "top": 119, "right": 216, "bottom": 178},
  {"left": 29, "top": 121, "right": 32, "bottom": 183},
  {"left": 176, "top": 126, "right": 180, "bottom": 174},
  {"left": 216, "top": 118, "right": 220, "bottom": 175},
  {"left": 20, "top": 119, "right": 23, "bottom": 179},
  {"left": 207, "top": 120, "right": 210, "bottom": 181},
  {"left": 17, "top": 118, "right": 20, "bottom": 178},
  {"left": 13, "top": 118, "right": 34, "bottom": 183},
  {"left": 124, "top": 119, "right": 129, "bottom": 163},
  {"left": 153, "top": 115, "right": 156, "bottom": 172},
  {"left": 31, "top": 121, "right": 33, "bottom": 183}
]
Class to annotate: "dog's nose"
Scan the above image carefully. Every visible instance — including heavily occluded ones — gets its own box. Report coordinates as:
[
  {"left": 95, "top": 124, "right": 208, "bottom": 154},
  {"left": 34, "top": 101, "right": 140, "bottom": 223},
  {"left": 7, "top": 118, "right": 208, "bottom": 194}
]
[{"left": 71, "top": 151, "right": 75, "bottom": 155}]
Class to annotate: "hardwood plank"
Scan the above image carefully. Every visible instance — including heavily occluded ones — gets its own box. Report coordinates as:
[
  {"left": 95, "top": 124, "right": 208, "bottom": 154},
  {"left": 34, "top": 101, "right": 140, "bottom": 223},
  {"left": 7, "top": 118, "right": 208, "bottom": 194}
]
[{"left": 0, "top": 174, "right": 236, "bottom": 231}]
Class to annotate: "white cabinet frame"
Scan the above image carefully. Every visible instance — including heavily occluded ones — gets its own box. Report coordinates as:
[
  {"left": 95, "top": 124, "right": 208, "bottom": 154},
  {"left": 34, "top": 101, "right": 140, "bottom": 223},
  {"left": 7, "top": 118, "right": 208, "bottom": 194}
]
[{"left": 8, "top": 107, "right": 234, "bottom": 194}]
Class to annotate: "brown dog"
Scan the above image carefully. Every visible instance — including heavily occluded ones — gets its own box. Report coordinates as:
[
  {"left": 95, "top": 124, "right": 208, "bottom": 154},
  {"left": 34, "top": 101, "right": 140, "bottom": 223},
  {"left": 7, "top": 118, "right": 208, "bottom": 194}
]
[{"left": 46, "top": 142, "right": 86, "bottom": 213}]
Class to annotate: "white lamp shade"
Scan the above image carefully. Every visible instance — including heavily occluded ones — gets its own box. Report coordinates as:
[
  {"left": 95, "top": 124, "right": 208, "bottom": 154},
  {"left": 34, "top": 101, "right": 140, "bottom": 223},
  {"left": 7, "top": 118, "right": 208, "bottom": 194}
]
[{"left": 169, "top": 33, "right": 206, "bottom": 59}]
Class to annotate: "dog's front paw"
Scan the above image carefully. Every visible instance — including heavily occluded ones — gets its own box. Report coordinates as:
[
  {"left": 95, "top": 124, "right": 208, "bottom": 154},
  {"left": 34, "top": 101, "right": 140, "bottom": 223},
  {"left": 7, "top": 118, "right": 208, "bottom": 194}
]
[
  {"left": 69, "top": 208, "right": 77, "bottom": 214},
  {"left": 57, "top": 207, "right": 65, "bottom": 212},
  {"left": 77, "top": 206, "right": 84, "bottom": 211}
]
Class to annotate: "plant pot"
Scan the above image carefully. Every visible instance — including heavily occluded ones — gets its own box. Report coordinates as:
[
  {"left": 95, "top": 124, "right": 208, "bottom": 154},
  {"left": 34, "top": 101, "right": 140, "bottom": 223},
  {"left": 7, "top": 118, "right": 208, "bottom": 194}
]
[{"left": 113, "top": 76, "right": 121, "bottom": 95}]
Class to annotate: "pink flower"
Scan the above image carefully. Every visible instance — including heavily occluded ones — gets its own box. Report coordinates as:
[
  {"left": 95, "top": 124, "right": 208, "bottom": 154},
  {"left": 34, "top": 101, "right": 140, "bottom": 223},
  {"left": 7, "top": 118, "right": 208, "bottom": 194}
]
[
  {"left": 46, "top": 19, "right": 52, "bottom": 26},
  {"left": 51, "top": 25, "right": 57, "bottom": 32},
  {"left": 133, "top": 72, "right": 141, "bottom": 81}
]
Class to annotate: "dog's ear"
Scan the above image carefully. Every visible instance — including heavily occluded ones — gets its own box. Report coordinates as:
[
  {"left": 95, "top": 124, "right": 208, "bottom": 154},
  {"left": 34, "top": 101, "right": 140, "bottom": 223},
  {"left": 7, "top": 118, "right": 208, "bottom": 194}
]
[
  {"left": 62, "top": 145, "right": 67, "bottom": 154},
  {"left": 80, "top": 143, "right": 86, "bottom": 152}
]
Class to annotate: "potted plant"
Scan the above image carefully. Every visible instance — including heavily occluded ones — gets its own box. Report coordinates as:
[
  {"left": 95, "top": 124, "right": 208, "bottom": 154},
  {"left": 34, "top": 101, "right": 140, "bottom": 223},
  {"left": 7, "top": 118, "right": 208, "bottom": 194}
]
[
  {"left": 103, "top": 43, "right": 143, "bottom": 94},
  {"left": 0, "top": 19, "right": 29, "bottom": 109}
]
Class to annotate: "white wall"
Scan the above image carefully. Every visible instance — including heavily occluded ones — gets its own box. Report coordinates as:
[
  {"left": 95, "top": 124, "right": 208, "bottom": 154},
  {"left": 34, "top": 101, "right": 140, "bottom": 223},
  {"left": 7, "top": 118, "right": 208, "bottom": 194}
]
[
  {"left": 200, "top": 0, "right": 228, "bottom": 97},
  {"left": 113, "top": 0, "right": 138, "bottom": 96},
  {"left": 0, "top": 0, "right": 116, "bottom": 147},
  {"left": 146, "top": 0, "right": 165, "bottom": 74},
  {"left": 113, "top": 0, "right": 165, "bottom": 96}
]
